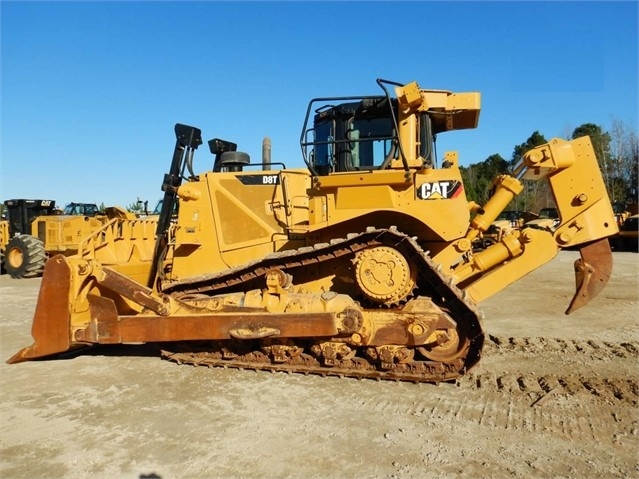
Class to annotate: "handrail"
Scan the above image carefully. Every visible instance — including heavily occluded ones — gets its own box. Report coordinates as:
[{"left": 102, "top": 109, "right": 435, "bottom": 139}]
[{"left": 77, "top": 217, "right": 158, "bottom": 264}]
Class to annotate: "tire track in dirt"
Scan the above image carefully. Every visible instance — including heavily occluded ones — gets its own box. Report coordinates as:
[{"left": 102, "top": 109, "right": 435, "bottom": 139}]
[
  {"left": 360, "top": 336, "right": 638, "bottom": 441},
  {"left": 464, "top": 371, "right": 638, "bottom": 406},
  {"left": 484, "top": 335, "right": 639, "bottom": 359},
  {"left": 471, "top": 335, "right": 638, "bottom": 406},
  {"left": 369, "top": 391, "right": 615, "bottom": 441}
]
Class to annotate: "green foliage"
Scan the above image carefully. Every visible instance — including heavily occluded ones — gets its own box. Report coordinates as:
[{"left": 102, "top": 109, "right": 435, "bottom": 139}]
[
  {"left": 596, "top": 119, "right": 638, "bottom": 205},
  {"left": 571, "top": 122, "right": 639, "bottom": 205},
  {"left": 462, "top": 131, "right": 550, "bottom": 213},
  {"left": 126, "top": 200, "right": 144, "bottom": 213},
  {"left": 460, "top": 154, "right": 509, "bottom": 204},
  {"left": 511, "top": 131, "right": 548, "bottom": 165},
  {"left": 572, "top": 123, "right": 611, "bottom": 161},
  {"left": 461, "top": 121, "right": 638, "bottom": 216},
  {"left": 510, "top": 131, "right": 549, "bottom": 212},
  {"left": 126, "top": 198, "right": 151, "bottom": 214}
]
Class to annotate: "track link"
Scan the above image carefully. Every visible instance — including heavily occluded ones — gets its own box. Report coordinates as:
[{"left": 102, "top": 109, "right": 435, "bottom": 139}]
[
  {"left": 161, "top": 347, "right": 467, "bottom": 383},
  {"left": 160, "top": 227, "right": 485, "bottom": 383}
]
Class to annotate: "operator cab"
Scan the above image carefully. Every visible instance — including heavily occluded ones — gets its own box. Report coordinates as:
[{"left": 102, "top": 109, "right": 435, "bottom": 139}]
[
  {"left": 300, "top": 79, "right": 482, "bottom": 177},
  {"left": 63, "top": 203, "right": 100, "bottom": 216},
  {"left": 3, "top": 199, "right": 57, "bottom": 236},
  {"left": 302, "top": 95, "right": 435, "bottom": 176},
  {"left": 310, "top": 98, "right": 396, "bottom": 175}
]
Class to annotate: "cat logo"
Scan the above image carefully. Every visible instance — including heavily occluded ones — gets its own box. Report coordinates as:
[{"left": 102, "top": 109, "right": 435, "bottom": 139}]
[{"left": 416, "top": 180, "right": 462, "bottom": 200}]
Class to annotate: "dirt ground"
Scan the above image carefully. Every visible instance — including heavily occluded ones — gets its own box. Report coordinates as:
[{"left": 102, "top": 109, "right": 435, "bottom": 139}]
[{"left": 0, "top": 250, "right": 637, "bottom": 479}]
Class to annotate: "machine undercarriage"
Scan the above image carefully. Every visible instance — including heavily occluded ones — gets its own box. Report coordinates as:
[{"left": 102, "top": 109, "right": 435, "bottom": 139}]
[{"left": 159, "top": 227, "right": 484, "bottom": 382}]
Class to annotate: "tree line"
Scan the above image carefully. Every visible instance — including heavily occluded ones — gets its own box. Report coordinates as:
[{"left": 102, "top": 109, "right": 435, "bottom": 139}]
[{"left": 459, "top": 119, "right": 639, "bottom": 214}]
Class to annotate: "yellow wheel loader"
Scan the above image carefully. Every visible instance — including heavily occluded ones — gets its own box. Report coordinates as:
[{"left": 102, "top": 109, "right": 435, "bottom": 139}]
[
  {"left": 1, "top": 199, "right": 151, "bottom": 279},
  {"left": 0, "top": 217, "right": 10, "bottom": 275},
  {"left": 1, "top": 199, "right": 58, "bottom": 278},
  {"left": 8, "top": 79, "right": 619, "bottom": 383}
]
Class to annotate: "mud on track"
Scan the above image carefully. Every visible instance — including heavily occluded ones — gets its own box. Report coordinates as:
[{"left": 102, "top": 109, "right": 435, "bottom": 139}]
[{"left": 0, "top": 250, "right": 637, "bottom": 479}]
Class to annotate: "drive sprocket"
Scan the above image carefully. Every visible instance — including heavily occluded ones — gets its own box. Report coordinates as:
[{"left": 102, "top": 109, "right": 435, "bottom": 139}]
[{"left": 353, "top": 245, "right": 416, "bottom": 306}]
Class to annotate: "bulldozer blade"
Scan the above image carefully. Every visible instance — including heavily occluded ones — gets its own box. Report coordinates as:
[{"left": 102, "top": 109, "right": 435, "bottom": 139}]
[
  {"left": 6, "top": 255, "right": 72, "bottom": 364},
  {"left": 566, "top": 238, "right": 613, "bottom": 315}
]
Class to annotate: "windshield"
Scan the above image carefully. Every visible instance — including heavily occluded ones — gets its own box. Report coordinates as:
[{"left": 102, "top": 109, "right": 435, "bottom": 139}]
[
  {"left": 304, "top": 96, "right": 399, "bottom": 174},
  {"left": 306, "top": 99, "right": 436, "bottom": 174},
  {"left": 311, "top": 109, "right": 395, "bottom": 173},
  {"left": 313, "top": 121, "right": 333, "bottom": 174},
  {"left": 346, "top": 117, "right": 395, "bottom": 169},
  {"left": 312, "top": 117, "right": 395, "bottom": 173},
  {"left": 63, "top": 203, "right": 99, "bottom": 216},
  {"left": 152, "top": 199, "right": 179, "bottom": 216}
]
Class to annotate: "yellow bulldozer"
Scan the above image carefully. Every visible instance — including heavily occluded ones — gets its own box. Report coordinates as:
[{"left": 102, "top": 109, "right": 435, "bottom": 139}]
[
  {"left": 8, "top": 79, "right": 619, "bottom": 384},
  {"left": 1, "top": 199, "right": 152, "bottom": 279}
]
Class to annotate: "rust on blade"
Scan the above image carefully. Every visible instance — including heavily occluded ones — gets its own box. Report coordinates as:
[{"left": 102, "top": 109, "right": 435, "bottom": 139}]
[
  {"left": 565, "top": 238, "right": 613, "bottom": 314},
  {"left": 6, "top": 255, "right": 72, "bottom": 363},
  {"left": 77, "top": 310, "right": 340, "bottom": 344}
]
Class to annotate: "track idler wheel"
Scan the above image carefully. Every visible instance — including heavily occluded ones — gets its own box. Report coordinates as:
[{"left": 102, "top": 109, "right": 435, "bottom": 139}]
[
  {"left": 417, "top": 327, "right": 469, "bottom": 362},
  {"left": 354, "top": 246, "right": 416, "bottom": 306}
]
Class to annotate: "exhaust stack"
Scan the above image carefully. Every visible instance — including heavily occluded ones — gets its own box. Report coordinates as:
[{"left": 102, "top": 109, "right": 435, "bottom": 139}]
[{"left": 262, "top": 137, "right": 271, "bottom": 170}]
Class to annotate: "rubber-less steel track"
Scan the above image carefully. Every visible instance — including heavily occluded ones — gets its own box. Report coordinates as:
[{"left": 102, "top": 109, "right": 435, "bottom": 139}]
[{"left": 160, "top": 227, "right": 485, "bottom": 383}]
